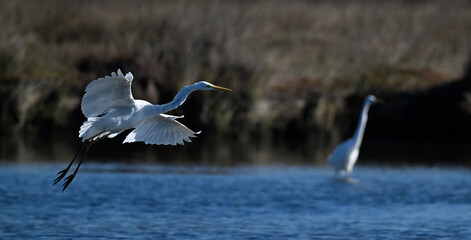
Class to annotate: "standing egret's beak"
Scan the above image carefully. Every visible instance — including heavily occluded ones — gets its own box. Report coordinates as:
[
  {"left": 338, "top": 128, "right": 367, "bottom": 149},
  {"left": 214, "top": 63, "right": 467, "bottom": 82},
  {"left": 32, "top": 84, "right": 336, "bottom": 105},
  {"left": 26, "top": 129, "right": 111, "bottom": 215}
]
[
  {"left": 375, "top": 98, "right": 384, "bottom": 104},
  {"left": 209, "top": 83, "right": 232, "bottom": 92}
]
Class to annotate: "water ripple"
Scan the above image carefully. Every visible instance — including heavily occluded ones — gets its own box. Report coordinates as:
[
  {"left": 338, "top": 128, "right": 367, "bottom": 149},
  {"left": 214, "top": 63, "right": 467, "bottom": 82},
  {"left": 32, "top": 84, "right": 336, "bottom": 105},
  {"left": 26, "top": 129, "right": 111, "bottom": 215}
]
[{"left": 1, "top": 164, "right": 470, "bottom": 239}]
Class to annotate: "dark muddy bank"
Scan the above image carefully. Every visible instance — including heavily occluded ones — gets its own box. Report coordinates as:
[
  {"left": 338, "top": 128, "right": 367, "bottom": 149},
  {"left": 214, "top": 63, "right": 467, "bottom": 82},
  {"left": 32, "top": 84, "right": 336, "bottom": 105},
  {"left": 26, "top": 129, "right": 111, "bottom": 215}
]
[
  {"left": 1, "top": 59, "right": 471, "bottom": 165},
  {"left": 1, "top": 0, "right": 470, "bottom": 164}
]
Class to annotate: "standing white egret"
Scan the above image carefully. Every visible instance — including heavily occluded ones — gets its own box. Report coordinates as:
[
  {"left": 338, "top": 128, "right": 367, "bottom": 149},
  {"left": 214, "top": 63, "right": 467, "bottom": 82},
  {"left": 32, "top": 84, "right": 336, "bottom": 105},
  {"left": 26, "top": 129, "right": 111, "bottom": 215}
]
[
  {"left": 327, "top": 95, "right": 378, "bottom": 180},
  {"left": 53, "top": 69, "right": 232, "bottom": 191}
]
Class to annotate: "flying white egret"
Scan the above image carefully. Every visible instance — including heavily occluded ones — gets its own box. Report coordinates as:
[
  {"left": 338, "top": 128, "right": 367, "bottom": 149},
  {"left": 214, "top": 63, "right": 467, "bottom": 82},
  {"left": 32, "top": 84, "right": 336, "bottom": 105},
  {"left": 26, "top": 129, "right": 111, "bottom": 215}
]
[
  {"left": 327, "top": 95, "right": 378, "bottom": 180},
  {"left": 53, "top": 69, "right": 232, "bottom": 191}
]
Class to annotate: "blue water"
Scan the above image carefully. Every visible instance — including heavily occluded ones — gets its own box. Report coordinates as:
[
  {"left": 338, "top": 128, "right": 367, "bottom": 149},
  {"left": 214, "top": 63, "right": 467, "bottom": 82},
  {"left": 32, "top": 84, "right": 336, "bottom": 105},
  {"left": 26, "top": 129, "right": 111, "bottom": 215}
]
[{"left": 1, "top": 163, "right": 470, "bottom": 239}]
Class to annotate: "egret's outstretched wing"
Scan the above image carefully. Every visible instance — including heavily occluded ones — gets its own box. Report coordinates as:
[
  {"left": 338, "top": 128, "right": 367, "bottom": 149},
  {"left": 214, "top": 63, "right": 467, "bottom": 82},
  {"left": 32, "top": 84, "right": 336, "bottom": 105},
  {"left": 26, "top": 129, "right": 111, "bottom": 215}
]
[
  {"left": 123, "top": 114, "right": 200, "bottom": 145},
  {"left": 81, "top": 69, "right": 135, "bottom": 117}
]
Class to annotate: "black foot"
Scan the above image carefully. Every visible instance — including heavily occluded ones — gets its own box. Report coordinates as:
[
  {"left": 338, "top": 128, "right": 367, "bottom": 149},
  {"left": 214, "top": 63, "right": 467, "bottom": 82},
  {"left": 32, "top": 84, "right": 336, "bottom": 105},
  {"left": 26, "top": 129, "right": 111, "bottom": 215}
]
[
  {"left": 62, "top": 174, "right": 76, "bottom": 192},
  {"left": 53, "top": 169, "right": 69, "bottom": 185}
]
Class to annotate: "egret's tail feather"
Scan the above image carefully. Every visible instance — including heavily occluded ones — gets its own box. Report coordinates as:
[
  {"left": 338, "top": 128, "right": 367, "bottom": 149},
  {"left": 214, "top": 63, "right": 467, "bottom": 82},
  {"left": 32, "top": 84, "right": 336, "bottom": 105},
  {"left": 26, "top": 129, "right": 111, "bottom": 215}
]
[{"left": 79, "top": 117, "right": 98, "bottom": 139}]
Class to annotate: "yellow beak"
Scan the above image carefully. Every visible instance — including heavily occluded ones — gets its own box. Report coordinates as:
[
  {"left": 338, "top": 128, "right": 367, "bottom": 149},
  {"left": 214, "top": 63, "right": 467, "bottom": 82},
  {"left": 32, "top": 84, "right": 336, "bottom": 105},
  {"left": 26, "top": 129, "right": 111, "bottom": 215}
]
[{"left": 210, "top": 84, "right": 232, "bottom": 92}]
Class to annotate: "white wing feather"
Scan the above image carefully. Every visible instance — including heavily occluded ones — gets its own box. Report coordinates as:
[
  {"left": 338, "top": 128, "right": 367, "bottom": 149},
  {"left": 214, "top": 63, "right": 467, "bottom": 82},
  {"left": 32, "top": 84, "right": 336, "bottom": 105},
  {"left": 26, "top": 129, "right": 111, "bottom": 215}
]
[
  {"left": 123, "top": 114, "right": 200, "bottom": 145},
  {"left": 81, "top": 69, "right": 135, "bottom": 117},
  {"left": 79, "top": 117, "right": 97, "bottom": 138}
]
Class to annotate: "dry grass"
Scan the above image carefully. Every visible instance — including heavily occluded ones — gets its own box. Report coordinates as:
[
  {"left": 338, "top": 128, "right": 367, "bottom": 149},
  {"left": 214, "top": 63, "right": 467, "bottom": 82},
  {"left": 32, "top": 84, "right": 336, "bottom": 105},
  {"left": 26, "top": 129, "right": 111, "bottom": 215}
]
[{"left": 0, "top": 0, "right": 470, "bottom": 135}]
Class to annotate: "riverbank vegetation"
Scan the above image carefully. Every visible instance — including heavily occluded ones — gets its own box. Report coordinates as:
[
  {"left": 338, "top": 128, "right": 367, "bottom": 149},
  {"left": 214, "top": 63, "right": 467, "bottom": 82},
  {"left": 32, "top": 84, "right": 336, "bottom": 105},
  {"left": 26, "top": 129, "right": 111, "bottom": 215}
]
[{"left": 1, "top": 0, "right": 470, "bottom": 149}]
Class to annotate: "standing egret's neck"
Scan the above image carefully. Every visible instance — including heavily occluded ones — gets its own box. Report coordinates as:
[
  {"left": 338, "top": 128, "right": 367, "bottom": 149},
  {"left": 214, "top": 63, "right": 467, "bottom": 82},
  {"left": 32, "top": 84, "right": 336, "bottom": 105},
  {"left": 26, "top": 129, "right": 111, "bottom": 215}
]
[
  {"left": 353, "top": 99, "right": 373, "bottom": 149},
  {"left": 151, "top": 84, "right": 201, "bottom": 115}
]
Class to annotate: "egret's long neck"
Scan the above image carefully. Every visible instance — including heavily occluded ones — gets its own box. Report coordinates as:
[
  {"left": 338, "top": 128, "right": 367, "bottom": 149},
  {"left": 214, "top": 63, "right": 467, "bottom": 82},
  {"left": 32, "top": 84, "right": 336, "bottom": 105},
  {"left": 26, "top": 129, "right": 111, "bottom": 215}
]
[
  {"left": 353, "top": 100, "right": 372, "bottom": 149},
  {"left": 150, "top": 84, "right": 198, "bottom": 115}
]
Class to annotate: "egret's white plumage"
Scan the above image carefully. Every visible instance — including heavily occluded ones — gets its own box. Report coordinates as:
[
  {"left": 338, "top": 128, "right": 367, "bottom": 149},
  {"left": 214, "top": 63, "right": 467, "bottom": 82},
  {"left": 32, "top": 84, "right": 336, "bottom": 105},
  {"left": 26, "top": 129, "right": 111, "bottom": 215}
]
[
  {"left": 123, "top": 114, "right": 200, "bottom": 145},
  {"left": 81, "top": 69, "right": 135, "bottom": 118},
  {"left": 54, "top": 69, "right": 232, "bottom": 191},
  {"left": 327, "top": 95, "right": 378, "bottom": 179}
]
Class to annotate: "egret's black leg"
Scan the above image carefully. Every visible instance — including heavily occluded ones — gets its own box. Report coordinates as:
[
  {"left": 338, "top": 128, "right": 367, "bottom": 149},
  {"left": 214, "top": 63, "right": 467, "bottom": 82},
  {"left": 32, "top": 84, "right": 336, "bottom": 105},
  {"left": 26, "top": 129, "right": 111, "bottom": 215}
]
[
  {"left": 53, "top": 143, "right": 87, "bottom": 185},
  {"left": 62, "top": 143, "right": 91, "bottom": 192}
]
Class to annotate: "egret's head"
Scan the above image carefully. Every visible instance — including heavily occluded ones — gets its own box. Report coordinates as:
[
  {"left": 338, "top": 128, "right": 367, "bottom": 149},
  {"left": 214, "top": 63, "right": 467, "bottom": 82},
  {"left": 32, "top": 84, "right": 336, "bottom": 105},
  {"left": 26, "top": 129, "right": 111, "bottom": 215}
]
[
  {"left": 366, "top": 95, "right": 377, "bottom": 102},
  {"left": 366, "top": 94, "right": 383, "bottom": 104},
  {"left": 196, "top": 81, "right": 232, "bottom": 92}
]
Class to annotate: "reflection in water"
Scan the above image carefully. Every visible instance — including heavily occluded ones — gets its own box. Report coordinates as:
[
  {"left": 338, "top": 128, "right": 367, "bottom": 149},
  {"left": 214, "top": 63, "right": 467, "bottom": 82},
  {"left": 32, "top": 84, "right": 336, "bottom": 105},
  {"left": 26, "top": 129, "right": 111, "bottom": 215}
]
[
  {"left": 1, "top": 131, "right": 471, "bottom": 167},
  {"left": 0, "top": 131, "right": 334, "bottom": 165}
]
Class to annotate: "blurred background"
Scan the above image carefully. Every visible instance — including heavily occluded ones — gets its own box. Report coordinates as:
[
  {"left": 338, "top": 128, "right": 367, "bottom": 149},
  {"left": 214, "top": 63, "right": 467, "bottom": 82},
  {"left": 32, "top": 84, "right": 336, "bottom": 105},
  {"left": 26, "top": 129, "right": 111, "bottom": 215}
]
[{"left": 1, "top": 0, "right": 471, "bottom": 166}]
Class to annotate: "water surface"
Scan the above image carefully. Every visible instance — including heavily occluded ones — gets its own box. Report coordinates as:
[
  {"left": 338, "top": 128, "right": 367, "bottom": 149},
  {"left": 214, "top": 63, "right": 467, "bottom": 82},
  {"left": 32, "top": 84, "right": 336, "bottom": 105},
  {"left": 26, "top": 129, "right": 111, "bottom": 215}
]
[{"left": 1, "top": 163, "right": 470, "bottom": 239}]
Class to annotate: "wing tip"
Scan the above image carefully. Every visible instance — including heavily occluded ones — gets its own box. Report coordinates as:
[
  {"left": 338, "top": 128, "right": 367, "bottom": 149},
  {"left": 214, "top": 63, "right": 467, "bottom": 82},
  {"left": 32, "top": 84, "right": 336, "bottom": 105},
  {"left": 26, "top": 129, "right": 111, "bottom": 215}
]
[
  {"left": 125, "top": 72, "right": 134, "bottom": 81},
  {"left": 115, "top": 68, "right": 133, "bottom": 81}
]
